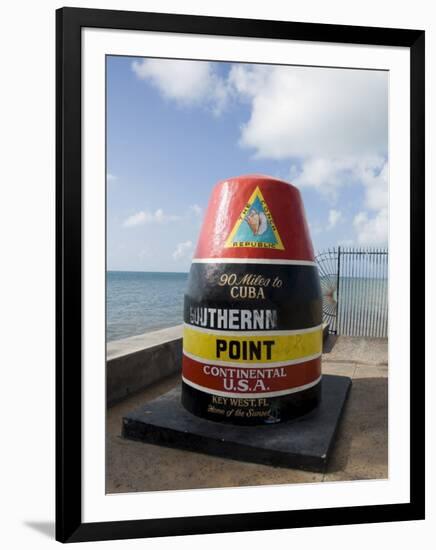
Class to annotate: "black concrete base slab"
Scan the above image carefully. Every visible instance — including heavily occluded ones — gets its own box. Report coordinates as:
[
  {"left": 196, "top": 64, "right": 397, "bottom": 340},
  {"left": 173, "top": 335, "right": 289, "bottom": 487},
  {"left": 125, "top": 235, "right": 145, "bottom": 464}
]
[{"left": 122, "top": 374, "right": 351, "bottom": 473}]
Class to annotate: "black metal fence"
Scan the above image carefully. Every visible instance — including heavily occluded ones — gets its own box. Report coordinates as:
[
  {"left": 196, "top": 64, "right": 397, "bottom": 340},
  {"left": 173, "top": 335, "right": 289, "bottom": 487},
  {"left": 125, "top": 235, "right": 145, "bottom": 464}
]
[{"left": 316, "top": 247, "right": 388, "bottom": 338}]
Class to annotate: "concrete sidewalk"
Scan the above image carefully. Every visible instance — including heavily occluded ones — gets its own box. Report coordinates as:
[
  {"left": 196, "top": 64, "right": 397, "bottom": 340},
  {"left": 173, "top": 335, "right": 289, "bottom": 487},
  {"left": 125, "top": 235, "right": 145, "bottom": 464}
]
[{"left": 106, "top": 336, "right": 388, "bottom": 493}]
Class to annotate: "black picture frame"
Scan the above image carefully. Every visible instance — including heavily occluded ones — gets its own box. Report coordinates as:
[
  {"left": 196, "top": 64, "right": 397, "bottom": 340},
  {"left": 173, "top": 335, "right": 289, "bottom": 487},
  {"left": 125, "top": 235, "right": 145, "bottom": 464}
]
[{"left": 56, "top": 7, "right": 425, "bottom": 543}]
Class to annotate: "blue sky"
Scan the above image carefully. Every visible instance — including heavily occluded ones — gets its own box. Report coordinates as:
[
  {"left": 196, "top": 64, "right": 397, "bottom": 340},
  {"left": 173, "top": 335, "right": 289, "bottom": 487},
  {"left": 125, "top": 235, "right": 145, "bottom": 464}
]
[{"left": 107, "top": 56, "right": 388, "bottom": 272}]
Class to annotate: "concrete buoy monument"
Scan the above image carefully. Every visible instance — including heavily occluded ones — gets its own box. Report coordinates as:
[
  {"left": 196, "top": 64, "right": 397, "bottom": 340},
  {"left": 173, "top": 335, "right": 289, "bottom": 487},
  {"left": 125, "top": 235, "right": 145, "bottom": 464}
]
[
  {"left": 181, "top": 174, "right": 323, "bottom": 425},
  {"left": 123, "top": 174, "right": 351, "bottom": 471}
]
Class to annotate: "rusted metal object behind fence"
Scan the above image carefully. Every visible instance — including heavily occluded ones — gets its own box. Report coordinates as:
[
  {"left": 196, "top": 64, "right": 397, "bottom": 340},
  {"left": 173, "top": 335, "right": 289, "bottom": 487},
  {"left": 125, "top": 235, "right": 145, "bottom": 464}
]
[{"left": 316, "top": 247, "right": 388, "bottom": 338}]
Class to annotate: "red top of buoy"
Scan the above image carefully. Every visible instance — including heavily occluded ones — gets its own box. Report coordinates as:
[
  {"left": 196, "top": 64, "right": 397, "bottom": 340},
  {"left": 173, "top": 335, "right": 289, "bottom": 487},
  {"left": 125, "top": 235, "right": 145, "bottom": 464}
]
[{"left": 194, "top": 174, "right": 315, "bottom": 261}]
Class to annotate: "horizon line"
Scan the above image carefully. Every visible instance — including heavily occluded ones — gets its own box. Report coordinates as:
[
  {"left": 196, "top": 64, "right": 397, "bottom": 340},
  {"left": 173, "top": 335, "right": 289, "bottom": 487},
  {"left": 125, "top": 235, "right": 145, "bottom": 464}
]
[{"left": 107, "top": 269, "right": 189, "bottom": 274}]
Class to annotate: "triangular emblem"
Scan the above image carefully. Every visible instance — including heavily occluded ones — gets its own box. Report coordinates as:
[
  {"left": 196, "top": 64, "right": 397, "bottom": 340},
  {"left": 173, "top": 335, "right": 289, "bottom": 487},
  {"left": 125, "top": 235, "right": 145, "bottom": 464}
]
[{"left": 225, "top": 187, "right": 285, "bottom": 250}]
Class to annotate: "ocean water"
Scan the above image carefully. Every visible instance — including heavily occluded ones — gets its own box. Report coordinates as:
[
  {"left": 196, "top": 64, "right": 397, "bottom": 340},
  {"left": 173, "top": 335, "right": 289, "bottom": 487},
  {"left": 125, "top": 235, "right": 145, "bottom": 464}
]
[
  {"left": 322, "top": 276, "right": 388, "bottom": 337},
  {"left": 107, "top": 271, "right": 188, "bottom": 342}
]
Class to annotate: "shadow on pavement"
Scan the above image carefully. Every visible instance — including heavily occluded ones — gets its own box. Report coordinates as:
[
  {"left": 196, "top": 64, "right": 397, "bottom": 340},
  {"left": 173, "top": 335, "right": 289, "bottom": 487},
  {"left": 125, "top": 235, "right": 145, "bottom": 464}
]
[{"left": 323, "top": 334, "right": 339, "bottom": 353}]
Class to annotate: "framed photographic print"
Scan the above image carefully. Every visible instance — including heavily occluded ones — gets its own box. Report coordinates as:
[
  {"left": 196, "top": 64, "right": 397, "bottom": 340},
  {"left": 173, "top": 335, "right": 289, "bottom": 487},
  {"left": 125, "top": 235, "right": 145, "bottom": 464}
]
[{"left": 56, "top": 7, "right": 425, "bottom": 543}]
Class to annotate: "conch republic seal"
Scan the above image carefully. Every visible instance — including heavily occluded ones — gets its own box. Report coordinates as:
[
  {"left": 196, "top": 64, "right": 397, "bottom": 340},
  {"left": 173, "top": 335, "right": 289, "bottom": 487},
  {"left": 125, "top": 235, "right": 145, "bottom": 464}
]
[{"left": 181, "top": 175, "right": 322, "bottom": 425}]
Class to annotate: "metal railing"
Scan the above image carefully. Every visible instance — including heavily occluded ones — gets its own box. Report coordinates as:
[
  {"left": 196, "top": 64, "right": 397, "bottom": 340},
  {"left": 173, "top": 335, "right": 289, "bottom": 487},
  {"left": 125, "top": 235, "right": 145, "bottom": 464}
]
[{"left": 316, "top": 247, "right": 388, "bottom": 338}]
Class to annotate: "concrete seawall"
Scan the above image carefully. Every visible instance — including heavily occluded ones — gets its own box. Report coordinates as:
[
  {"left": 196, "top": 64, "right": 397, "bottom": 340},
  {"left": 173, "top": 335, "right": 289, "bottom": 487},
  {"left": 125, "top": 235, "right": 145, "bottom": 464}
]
[{"left": 107, "top": 325, "right": 183, "bottom": 406}]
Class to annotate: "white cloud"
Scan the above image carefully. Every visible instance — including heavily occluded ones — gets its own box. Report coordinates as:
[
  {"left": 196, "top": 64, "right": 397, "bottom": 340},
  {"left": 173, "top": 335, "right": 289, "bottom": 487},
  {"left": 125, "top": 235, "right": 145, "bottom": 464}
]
[
  {"left": 130, "top": 61, "right": 389, "bottom": 247},
  {"left": 292, "top": 155, "right": 387, "bottom": 200},
  {"left": 107, "top": 173, "right": 117, "bottom": 182},
  {"left": 131, "top": 60, "right": 388, "bottom": 172},
  {"left": 124, "top": 211, "right": 149, "bottom": 227},
  {"left": 124, "top": 204, "right": 204, "bottom": 228},
  {"left": 294, "top": 156, "right": 388, "bottom": 245},
  {"left": 297, "top": 157, "right": 388, "bottom": 245},
  {"left": 229, "top": 65, "right": 389, "bottom": 248},
  {"left": 358, "top": 160, "right": 389, "bottom": 211},
  {"left": 293, "top": 157, "right": 357, "bottom": 199},
  {"left": 172, "top": 240, "right": 193, "bottom": 260},
  {"left": 353, "top": 208, "right": 388, "bottom": 246},
  {"left": 132, "top": 60, "right": 387, "bottom": 167},
  {"left": 189, "top": 204, "right": 203, "bottom": 217},
  {"left": 327, "top": 209, "right": 342, "bottom": 230},
  {"left": 132, "top": 59, "right": 229, "bottom": 114},
  {"left": 123, "top": 208, "right": 181, "bottom": 227},
  {"left": 229, "top": 65, "right": 388, "bottom": 159},
  {"left": 228, "top": 65, "right": 389, "bottom": 248},
  {"left": 355, "top": 161, "right": 388, "bottom": 246}
]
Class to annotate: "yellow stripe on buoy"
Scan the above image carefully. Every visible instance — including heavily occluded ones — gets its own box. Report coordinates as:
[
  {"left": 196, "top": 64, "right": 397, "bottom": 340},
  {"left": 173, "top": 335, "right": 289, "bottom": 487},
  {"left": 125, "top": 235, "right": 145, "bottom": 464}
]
[{"left": 183, "top": 325, "right": 322, "bottom": 364}]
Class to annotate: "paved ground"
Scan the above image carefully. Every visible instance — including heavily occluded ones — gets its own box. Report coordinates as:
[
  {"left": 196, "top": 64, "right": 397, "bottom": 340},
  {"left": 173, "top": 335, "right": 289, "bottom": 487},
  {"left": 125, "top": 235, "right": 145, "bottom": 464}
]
[{"left": 106, "top": 336, "right": 388, "bottom": 493}]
